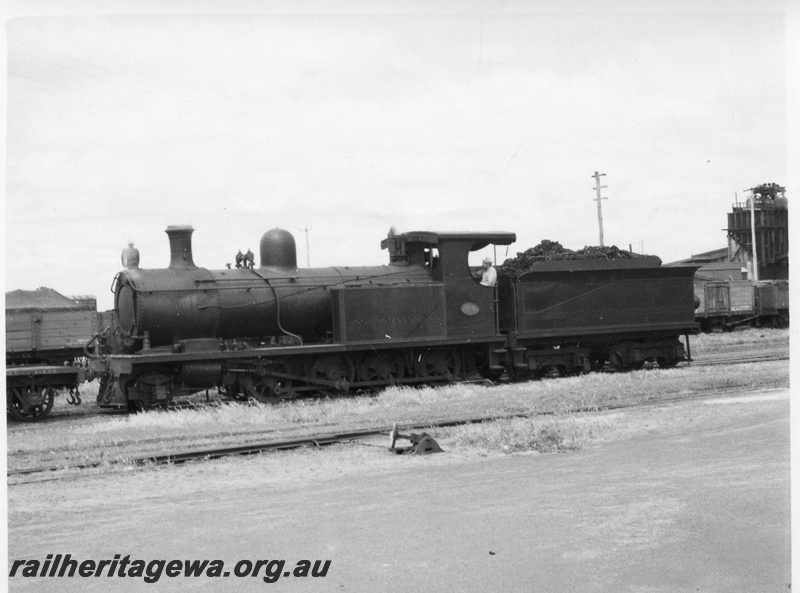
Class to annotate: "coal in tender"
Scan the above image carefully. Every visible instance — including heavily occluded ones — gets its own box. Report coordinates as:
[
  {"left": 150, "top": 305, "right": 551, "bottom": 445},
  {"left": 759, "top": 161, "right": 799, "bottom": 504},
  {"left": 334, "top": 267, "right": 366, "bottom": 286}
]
[{"left": 499, "top": 240, "right": 651, "bottom": 276}]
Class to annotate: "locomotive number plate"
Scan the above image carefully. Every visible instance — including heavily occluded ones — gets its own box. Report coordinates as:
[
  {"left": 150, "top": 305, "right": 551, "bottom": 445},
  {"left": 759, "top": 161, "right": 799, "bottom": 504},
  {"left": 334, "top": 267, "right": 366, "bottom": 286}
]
[{"left": 461, "top": 302, "right": 480, "bottom": 316}]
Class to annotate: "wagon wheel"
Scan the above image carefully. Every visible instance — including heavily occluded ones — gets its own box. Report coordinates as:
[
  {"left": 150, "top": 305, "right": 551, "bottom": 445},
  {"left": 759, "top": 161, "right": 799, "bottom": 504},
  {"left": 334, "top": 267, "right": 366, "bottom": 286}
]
[
  {"left": 309, "top": 354, "right": 355, "bottom": 392},
  {"left": 357, "top": 352, "right": 405, "bottom": 386},
  {"left": 657, "top": 357, "right": 679, "bottom": 369},
  {"left": 414, "top": 350, "right": 462, "bottom": 381},
  {"left": 7, "top": 386, "right": 55, "bottom": 422}
]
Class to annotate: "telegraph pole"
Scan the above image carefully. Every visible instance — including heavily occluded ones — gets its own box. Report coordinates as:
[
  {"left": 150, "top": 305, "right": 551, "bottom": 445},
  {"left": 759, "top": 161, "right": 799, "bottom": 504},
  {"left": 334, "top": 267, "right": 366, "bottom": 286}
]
[
  {"left": 300, "top": 226, "right": 312, "bottom": 268},
  {"left": 592, "top": 171, "right": 608, "bottom": 246},
  {"left": 747, "top": 190, "right": 759, "bottom": 281}
]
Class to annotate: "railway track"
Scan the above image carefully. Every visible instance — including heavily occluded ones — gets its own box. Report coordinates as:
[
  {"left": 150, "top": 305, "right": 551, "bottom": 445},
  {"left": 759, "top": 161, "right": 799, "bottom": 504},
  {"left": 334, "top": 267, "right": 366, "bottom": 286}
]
[
  {"left": 681, "top": 353, "right": 789, "bottom": 367},
  {"left": 7, "top": 382, "right": 788, "bottom": 482},
  {"left": 4, "top": 395, "right": 225, "bottom": 432}
]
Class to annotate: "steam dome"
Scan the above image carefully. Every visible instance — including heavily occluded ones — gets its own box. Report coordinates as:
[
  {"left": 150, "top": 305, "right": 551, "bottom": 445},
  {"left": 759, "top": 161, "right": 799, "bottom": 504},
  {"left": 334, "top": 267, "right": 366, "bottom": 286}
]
[{"left": 260, "top": 228, "right": 297, "bottom": 268}]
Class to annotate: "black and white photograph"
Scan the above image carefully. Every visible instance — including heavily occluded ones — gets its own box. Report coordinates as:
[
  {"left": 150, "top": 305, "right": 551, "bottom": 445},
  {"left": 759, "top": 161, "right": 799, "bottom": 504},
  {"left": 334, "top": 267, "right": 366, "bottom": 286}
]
[{"left": 4, "top": 1, "right": 795, "bottom": 591}]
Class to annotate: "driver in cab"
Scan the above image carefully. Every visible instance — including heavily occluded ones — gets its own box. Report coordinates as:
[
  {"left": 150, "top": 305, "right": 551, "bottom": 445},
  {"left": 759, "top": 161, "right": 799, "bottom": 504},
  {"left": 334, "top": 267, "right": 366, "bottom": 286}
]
[{"left": 479, "top": 257, "right": 497, "bottom": 287}]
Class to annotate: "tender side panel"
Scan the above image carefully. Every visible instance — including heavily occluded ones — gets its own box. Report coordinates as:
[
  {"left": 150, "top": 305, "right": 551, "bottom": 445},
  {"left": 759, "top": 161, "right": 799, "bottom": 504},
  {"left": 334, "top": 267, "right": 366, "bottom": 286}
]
[
  {"left": 331, "top": 284, "right": 447, "bottom": 343},
  {"left": 509, "top": 267, "right": 697, "bottom": 335},
  {"left": 5, "top": 310, "right": 96, "bottom": 353}
]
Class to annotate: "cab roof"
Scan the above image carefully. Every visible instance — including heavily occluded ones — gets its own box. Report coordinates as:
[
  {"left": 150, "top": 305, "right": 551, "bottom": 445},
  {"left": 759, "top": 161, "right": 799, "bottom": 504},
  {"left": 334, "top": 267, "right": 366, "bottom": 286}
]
[{"left": 381, "top": 231, "right": 516, "bottom": 251}]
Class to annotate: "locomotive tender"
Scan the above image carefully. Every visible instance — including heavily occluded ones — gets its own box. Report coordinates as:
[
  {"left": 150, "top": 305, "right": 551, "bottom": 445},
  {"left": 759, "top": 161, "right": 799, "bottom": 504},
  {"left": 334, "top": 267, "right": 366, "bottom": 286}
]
[{"left": 90, "top": 225, "right": 699, "bottom": 410}]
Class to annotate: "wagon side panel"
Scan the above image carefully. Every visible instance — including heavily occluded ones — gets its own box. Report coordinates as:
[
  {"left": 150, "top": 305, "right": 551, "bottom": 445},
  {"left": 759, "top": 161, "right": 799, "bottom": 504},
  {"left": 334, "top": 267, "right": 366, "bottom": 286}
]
[
  {"left": 728, "top": 281, "right": 755, "bottom": 314},
  {"left": 5, "top": 310, "right": 38, "bottom": 353},
  {"left": 5, "top": 309, "right": 97, "bottom": 355}
]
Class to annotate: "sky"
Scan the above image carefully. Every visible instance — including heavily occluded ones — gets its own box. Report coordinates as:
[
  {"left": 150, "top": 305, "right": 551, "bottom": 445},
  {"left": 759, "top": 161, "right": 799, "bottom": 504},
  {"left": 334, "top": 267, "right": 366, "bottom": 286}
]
[{"left": 3, "top": 1, "right": 796, "bottom": 311}]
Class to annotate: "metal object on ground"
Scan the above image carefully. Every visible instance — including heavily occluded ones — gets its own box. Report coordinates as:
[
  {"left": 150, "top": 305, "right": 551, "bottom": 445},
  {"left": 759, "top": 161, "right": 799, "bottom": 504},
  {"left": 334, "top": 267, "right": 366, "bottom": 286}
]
[{"left": 388, "top": 422, "right": 443, "bottom": 455}]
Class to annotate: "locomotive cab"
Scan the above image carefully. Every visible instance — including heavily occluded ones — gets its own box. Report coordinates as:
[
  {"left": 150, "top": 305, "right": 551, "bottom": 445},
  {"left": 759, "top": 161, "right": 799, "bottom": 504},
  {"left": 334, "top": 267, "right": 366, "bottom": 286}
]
[{"left": 381, "top": 230, "right": 516, "bottom": 338}]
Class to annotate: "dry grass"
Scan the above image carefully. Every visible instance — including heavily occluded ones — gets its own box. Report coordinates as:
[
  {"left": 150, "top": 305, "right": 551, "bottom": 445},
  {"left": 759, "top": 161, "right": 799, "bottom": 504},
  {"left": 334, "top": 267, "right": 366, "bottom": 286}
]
[
  {"left": 686, "top": 327, "right": 789, "bottom": 358},
  {"left": 443, "top": 413, "right": 616, "bottom": 454}
]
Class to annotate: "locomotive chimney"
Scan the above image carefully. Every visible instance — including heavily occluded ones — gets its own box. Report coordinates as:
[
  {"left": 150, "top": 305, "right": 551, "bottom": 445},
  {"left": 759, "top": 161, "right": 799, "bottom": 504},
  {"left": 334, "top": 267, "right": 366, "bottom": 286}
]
[{"left": 165, "top": 225, "right": 198, "bottom": 270}]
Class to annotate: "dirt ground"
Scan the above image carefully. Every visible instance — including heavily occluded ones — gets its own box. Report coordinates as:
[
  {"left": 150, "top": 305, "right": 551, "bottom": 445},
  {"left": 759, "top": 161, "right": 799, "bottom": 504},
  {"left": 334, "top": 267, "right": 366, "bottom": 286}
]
[{"left": 7, "top": 388, "right": 791, "bottom": 592}]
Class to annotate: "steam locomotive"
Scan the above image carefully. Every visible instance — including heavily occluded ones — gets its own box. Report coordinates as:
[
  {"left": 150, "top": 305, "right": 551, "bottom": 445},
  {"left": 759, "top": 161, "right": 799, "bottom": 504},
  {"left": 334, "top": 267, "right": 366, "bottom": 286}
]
[{"left": 90, "top": 225, "right": 699, "bottom": 410}]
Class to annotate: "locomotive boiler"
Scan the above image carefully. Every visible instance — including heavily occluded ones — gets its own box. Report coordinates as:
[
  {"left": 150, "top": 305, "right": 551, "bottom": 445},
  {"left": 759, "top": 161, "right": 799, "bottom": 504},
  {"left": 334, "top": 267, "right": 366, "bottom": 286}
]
[{"left": 113, "top": 226, "right": 431, "bottom": 351}]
